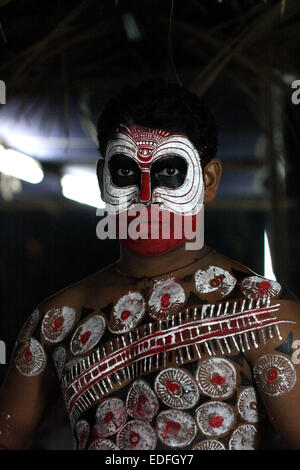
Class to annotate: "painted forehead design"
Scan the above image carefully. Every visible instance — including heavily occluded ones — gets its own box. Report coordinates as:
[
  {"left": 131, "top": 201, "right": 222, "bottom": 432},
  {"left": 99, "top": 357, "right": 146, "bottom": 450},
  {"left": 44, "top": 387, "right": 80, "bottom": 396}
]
[
  {"left": 106, "top": 124, "right": 197, "bottom": 165},
  {"left": 115, "top": 125, "right": 172, "bottom": 164}
]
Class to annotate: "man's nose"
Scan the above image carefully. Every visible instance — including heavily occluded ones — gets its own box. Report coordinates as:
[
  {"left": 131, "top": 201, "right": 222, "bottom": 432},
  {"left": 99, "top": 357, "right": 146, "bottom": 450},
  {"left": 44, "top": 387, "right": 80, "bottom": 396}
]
[{"left": 139, "top": 170, "right": 151, "bottom": 203}]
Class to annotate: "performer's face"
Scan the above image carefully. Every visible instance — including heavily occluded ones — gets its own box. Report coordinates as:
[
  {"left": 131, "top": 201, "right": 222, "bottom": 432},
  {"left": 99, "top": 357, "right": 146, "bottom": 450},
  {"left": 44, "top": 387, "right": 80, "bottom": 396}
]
[
  {"left": 100, "top": 124, "right": 206, "bottom": 256},
  {"left": 103, "top": 124, "right": 204, "bottom": 215}
]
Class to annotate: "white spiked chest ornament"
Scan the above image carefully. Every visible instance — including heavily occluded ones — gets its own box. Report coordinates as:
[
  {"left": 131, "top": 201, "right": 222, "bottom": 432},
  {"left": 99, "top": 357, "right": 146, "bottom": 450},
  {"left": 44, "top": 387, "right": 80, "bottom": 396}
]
[{"left": 103, "top": 124, "right": 205, "bottom": 215}]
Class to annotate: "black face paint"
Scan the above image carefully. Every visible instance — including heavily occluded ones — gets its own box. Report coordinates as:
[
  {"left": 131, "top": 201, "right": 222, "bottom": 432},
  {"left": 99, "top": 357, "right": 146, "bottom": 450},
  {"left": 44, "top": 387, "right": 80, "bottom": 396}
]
[
  {"left": 108, "top": 154, "right": 187, "bottom": 192},
  {"left": 150, "top": 155, "right": 187, "bottom": 190},
  {"left": 109, "top": 154, "right": 141, "bottom": 187}
]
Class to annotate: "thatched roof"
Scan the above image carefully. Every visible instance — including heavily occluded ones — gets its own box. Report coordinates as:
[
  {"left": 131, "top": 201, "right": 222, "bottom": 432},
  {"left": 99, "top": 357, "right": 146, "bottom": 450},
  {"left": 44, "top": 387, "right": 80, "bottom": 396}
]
[{"left": 0, "top": 0, "right": 298, "bottom": 100}]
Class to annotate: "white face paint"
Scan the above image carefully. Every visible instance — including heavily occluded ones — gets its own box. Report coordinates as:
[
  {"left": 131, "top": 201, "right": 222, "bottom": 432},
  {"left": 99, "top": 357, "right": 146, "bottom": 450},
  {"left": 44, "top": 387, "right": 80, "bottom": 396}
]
[{"left": 103, "top": 125, "right": 204, "bottom": 216}]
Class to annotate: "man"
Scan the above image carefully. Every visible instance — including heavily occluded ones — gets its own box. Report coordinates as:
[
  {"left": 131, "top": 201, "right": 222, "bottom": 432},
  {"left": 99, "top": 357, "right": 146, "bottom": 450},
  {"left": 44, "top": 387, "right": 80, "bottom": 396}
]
[{"left": 1, "top": 79, "right": 300, "bottom": 450}]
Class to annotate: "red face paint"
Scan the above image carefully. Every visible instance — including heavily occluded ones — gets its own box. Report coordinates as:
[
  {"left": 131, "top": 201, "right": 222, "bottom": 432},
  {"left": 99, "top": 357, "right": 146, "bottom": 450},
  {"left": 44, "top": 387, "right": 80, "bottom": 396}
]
[{"left": 117, "top": 205, "right": 201, "bottom": 257}]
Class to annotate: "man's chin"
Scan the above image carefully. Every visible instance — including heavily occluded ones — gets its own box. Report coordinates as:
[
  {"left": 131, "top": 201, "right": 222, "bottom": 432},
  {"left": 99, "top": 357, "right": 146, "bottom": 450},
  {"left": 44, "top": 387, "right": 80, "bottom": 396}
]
[{"left": 119, "top": 237, "right": 187, "bottom": 257}]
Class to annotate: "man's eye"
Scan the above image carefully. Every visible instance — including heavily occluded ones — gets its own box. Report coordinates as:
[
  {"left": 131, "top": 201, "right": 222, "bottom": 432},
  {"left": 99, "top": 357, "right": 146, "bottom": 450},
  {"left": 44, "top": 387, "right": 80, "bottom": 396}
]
[
  {"left": 116, "top": 168, "right": 136, "bottom": 176},
  {"left": 158, "top": 167, "right": 179, "bottom": 176}
]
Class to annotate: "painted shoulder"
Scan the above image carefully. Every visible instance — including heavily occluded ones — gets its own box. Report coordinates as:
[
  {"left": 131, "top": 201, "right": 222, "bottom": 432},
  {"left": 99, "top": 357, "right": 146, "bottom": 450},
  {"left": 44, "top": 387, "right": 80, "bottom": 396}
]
[
  {"left": 18, "top": 262, "right": 115, "bottom": 347},
  {"left": 210, "top": 254, "right": 298, "bottom": 303}
]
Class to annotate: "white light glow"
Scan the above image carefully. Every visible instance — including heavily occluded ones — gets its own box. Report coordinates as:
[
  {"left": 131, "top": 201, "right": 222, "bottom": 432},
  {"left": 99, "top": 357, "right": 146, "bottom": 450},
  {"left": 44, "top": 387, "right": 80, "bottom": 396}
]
[
  {"left": 61, "top": 166, "right": 106, "bottom": 209},
  {"left": 264, "top": 230, "right": 277, "bottom": 281},
  {"left": 0, "top": 145, "right": 44, "bottom": 184}
]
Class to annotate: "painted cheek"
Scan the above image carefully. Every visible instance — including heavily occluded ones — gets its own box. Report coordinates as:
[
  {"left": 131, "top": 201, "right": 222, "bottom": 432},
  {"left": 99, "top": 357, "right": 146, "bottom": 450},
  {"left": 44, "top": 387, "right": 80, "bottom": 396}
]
[{"left": 139, "top": 171, "right": 151, "bottom": 203}]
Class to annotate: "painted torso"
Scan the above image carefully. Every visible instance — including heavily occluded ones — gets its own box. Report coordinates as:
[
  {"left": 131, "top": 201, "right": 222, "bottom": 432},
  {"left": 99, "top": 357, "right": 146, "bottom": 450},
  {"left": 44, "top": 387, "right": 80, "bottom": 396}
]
[{"left": 15, "top": 262, "right": 293, "bottom": 450}]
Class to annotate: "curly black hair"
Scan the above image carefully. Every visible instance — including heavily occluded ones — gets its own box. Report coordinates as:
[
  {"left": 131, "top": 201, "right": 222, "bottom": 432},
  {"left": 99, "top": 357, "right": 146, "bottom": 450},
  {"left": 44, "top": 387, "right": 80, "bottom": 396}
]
[{"left": 97, "top": 78, "right": 218, "bottom": 168}]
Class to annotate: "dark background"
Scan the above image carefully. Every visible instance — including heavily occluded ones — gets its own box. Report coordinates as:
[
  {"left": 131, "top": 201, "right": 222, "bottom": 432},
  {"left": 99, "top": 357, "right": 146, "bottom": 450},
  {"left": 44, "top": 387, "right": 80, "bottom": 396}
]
[{"left": 0, "top": 0, "right": 299, "bottom": 449}]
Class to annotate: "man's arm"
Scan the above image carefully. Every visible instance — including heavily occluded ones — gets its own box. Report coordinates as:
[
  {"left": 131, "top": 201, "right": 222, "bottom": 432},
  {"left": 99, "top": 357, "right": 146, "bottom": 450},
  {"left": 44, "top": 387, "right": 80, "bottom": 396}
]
[
  {"left": 245, "top": 299, "right": 300, "bottom": 449},
  {"left": 0, "top": 306, "right": 60, "bottom": 450}
]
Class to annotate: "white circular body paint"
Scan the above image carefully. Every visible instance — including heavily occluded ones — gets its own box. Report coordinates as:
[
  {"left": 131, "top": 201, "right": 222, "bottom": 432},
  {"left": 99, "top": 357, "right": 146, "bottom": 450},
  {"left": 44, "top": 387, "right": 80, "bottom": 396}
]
[
  {"left": 117, "top": 420, "right": 157, "bottom": 450},
  {"left": 109, "top": 292, "right": 145, "bottom": 334},
  {"left": 193, "top": 439, "right": 226, "bottom": 450},
  {"left": 238, "top": 387, "right": 263, "bottom": 423},
  {"left": 253, "top": 353, "right": 296, "bottom": 397},
  {"left": 88, "top": 438, "right": 118, "bottom": 450},
  {"left": 70, "top": 314, "right": 106, "bottom": 355},
  {"left": 18, "top": 308, "right": 40, "bottom": 343},
  {"left": 196, "top": 401, "right": 235, "bottom": 438},
  {"left": 229, "top": 424, "right": 257, "bottom": 450},
  {"left": 196, "top": 357, "right": 237, "bottom": 399},
  {"left": 156, "top": 409, "right": 197, "bottom": 448},
  {"left": 148, "top": 278, "right": 186, "bottom": 320},
  {"left": 94, "top": 397, "right": 127, "bottom": 437},
  {"left": 15, "top": 337, "right": 46, "bottom": 376},
  {"left": 75, "top": 419, "right": 90, "bottom": 450},
  {"left": 194, "top": 266, "right": 236, "bottom": 298},
  {"left": 240, "top": 275, "right": 281, "bottom": 299},
  {"left": 126, "top": 379, "right": 159, "bottom": 421},
  {"left": 155, "top": 367, "right": 199, "bottom": 409},
  {"left": 42, "top": 306, "right": 77, "bottom": 343}
]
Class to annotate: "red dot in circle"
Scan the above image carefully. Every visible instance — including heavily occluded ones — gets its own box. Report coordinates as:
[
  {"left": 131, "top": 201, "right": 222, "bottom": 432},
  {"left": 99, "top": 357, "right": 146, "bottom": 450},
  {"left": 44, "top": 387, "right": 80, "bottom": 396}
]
[
  {"left": 258, "top": 280, "right": 271, "bottom": 293},
  {"left": 163, "top": 421, "right": 181, "bottom": 437},
  {"left": 80, "top": 331, "right": 91, "bottom": 346},
  {"left": 24, "top": 348, "right": 32, "bottom": 362},
  {"left": 210, "top": 375, "right": 226, "bottom": 385},
  {"left": 130, "top": 431, "right": 140, "bottom": 446},
  {"left": 267, "top": 366, "right": 278, "bottom": 384},
  {"left": 166, "top": 380, "right": 181, "bottom": 394},
  {"left": 160, "top": 294, "right": 171, "bottom": 309},
  {"left": 121, "top": 310, "right": 131, "bottom": 321},
  {"left": 209, "top": 415, "right": 224, "bottom": 428},
  {"left": 104, "top": 411, "right": 113, "bottom": 424},
  {"left": 136, "top": 395, "right": 148, "bottom": 417},
  {"left": 209, "top": 276, "right": 223, "bottom": 288},
  {"left": 52, "top": 316, "right": 64, "bottom": 331}
]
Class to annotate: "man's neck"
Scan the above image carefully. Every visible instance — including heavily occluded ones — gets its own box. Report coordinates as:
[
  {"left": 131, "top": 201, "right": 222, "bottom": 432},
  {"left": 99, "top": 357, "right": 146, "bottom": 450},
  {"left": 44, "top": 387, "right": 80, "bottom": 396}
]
[{"left": 115, "top": 243, "right": 213, "bottom": 279}]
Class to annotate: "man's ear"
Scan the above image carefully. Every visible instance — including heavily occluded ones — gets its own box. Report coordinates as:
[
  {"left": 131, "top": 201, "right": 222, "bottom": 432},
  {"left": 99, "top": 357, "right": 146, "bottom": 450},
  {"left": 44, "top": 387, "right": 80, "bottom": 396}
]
[
  {"left": 97, "top": 158, "right": 104, "bottom": 195},
  {"left": 203, "top": 157, "right": 222, "bottom": 203}
]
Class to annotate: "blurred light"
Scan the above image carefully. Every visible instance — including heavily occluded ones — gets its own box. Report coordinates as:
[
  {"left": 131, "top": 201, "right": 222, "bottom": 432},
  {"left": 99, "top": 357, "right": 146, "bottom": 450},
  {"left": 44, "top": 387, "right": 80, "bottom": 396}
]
[
  {"left": 61, "top": 165, "right": 106, "bottom": 209},
  {"left": 264, "top": 230, "right": 277, "bottom": 281},
  {"left": 122, "top": 13, "right": 142, "bottom": 41},
  {"left": 0, "top": 144, "right": 44, "bottom": 184}
]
